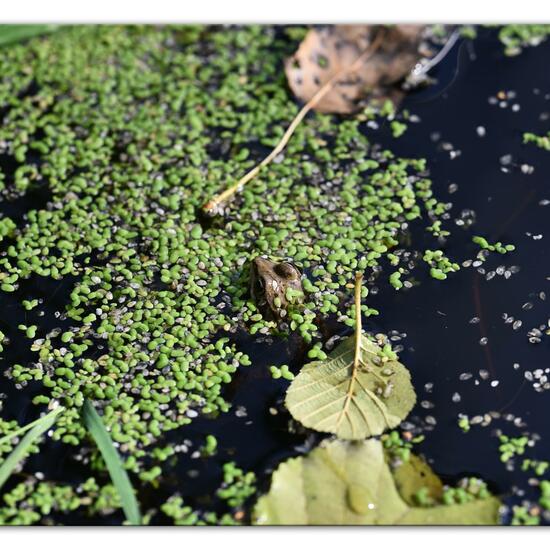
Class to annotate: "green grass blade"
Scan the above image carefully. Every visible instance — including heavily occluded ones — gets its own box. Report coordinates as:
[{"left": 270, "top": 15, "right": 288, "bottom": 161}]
[
  {"left": 82, "top": 399, "right": 141, "bottom": 525},
  {"left": 0, "top": 407, "right": 64, "bottom": 491},
  {"left": 0, "top": 25, "right": 60, "bottom": 47},
  {"left": 0, "top": 407, "right": 65, "bottom": 448}
]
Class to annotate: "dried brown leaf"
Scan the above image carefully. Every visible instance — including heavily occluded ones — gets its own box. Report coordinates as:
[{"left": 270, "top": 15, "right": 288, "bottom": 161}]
[{"left": 285, "top": 25, "right": 426, "bottom": 114}]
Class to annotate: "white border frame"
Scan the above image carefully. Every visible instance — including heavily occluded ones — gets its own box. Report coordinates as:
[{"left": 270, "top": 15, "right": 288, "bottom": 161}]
[
  {"left": 1, "top": 1, "right": 550, "bottom": 23},
  {"left": 1, "top": 3, "right": 549, "bottom": 548}
]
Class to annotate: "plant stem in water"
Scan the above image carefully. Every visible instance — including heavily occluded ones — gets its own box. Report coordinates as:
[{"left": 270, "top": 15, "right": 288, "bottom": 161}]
[{"left": 202, "top": 30, "right": 386, "bottom": 214}]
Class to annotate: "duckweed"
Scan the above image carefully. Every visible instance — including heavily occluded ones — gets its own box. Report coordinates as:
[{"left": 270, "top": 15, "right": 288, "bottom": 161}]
[
  {"left": 0, "top": 24, "right": 484, "bottom": 523},
  {"left": 458, "top": 416, "right": 471, "bottom": 433},
  {"left": 269, "top": 364, "right": 294, "bottom": 380},
  {"left": 521, "top": 459, "right": 549, "bottom": 477},
  {"left": 523, "top": 131, "right": 550, "bottom": 151},
  {"left": 161, "top": 495, "right": 240, "bottom": 526},
  {"left": 382, "top": 430, "right": 424, "bottom": 463},
  {"left": 511, "top": 504, "right": 540, "bottom": 526},
  {"left": 499, "top": 434, "right": 529, "bottom": 463},
  {"left": 0, "top": 477, "right": 121, "bottom": 525},
  {"left": 217, "top": 462, "right": 257, "bottom": 508},
  {"left": 498, "top": 24, "right": 550, "bottom": 56},
  {"left": 472, "top": 236, "right": 515, "bottom": 254},
  {"left": 442, "top": 478, "right": 491, "bottom": 505},
  {"left": 161, "top": 460, "right": 255, "bottom": 525},
  {"left": 202, "top": 434, "right": 218, "bottom": 456},
  {"left": 423, "top": 249, "right": 460, "bottom": 280},
  {"left": 390, "top": 120, "right": 408, "bottom": 138},
  {"left": 539, "top": 480, "right": 550, "bottom": 511}
]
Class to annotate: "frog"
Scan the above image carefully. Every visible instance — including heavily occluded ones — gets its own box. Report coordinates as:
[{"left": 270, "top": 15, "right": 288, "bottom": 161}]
[{"left": 249, "top": 257, "right": 304, "bottom": 322}]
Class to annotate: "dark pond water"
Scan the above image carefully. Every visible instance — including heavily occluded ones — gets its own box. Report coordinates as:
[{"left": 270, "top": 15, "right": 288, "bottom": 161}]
[{"left": 1, "top": 26, "right": 549, "bottom": 524}]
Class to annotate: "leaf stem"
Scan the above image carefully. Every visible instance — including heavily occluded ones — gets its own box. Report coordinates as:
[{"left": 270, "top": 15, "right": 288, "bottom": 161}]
[
  {"left": 334, "top": 270, "right": 364, "bottom": 434},
  {"left": 354, "top": 272, "right": 363, "bottom": 369},
  {"left": 202, "top": 29, "right": 386, "bottom": 214}
]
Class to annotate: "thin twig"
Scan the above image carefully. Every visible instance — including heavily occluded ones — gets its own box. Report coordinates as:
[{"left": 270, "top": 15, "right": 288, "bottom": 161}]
[{"left": 202, "top": 29, "right": 386, "bottom": 214}]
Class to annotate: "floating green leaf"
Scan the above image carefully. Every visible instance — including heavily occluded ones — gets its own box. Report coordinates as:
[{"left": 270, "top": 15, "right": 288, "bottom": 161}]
[
  {"left": 253, "top": 439, "right": 501, "bottom": 525},
  {"left": 286, "top": 273, "right": 415, "bottom": 439},
  {"left": 0, "top": 407, "right": 64, "bottom": 491},
  {"left": 82, "top": 399, "right": 141, "bottom": 525},
  {"left": 286, "top": 334, "right": 416, "bottom": 438}
]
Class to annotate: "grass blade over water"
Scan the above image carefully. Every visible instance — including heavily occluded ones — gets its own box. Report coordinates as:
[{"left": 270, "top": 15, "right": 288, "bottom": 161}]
[
  {"left": 82, "top": 399, "right": 142, "bottom": 525},
  {"left": 0, "top": 406, "right": 64, "bottom": 491}
]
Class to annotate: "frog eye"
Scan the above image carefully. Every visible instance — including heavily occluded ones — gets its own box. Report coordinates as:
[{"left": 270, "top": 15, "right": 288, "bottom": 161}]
[{"left": 274, "top": 262, "right": 299, "bottom": 278}]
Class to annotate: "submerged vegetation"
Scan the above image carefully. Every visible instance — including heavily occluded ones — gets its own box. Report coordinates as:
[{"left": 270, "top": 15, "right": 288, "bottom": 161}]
[{"left": 0, "top": 23, "right": 547, "bottom": 525}]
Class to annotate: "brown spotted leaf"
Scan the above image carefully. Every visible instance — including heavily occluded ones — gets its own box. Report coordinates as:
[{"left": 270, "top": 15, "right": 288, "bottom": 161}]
[{"left": 285, "top": 25, "right": 426, "bottom": 114}]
